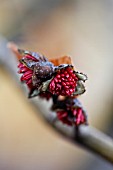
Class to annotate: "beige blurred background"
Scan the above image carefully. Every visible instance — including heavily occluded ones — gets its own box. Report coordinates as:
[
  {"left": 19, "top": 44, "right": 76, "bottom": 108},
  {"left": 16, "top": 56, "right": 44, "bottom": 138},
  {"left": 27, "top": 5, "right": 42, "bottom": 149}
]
[{"left": 0, "top": 0, "right": 113, "bottom": 170}]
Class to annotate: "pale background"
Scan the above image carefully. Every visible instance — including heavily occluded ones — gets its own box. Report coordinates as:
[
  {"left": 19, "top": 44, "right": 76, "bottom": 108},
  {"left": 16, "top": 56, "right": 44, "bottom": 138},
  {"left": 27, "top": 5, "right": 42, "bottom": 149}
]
[{"left": 0, "top": 0, "right": 113, "bottom": 170}]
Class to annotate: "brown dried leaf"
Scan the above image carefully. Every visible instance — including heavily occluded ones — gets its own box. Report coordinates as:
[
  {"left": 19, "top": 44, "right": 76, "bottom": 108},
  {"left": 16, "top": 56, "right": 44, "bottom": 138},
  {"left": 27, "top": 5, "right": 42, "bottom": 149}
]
[
  {"left": 7, "top": 42, "right": 22, "bottom": 60},
  {"left": 49, "top": 55, "right": 72, "bottom": 66}
]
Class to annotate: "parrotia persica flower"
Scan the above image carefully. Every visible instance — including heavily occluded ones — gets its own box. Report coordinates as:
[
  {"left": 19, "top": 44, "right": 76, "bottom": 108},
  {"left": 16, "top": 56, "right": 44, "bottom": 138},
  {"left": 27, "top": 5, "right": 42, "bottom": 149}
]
[
  {"left": 16, "top": 49, "right": 87, "bottom": 99},
  {"left": 52, "top": 98, "right": 87, "bottom": 126},
  {"left": 8, "top": 43, "right": 88, "bottom": 126}
]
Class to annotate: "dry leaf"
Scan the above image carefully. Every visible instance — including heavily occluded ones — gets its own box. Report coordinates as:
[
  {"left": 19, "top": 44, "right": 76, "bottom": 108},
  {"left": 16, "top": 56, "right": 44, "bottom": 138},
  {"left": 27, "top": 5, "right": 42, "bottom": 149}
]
[
  {"left": 7, "top": 42, "right": 22, "bottom": 60},
  {"left": 50, "top": 56, "right": 72, "bottom": 66}
]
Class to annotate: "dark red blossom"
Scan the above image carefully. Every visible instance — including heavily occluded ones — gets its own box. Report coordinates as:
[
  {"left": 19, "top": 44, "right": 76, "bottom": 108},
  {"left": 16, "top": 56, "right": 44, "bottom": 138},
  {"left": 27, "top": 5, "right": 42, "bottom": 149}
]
[
  {"left": 18, "top": 59, "right": 53, "bottom": 100},
  {"left": 49, "top": 66, "right": 78, "bottom": 96},
  {"left": 7, "top": 43, "right": 89, "bottom": 127},
  {"left": 57, "top": 108, "right": 86, "bottom": 126},
  {"left": 18, "top": 51, "right": 55, "bottom": 100},
  {"left": 18, "top": 52, "right": 46, "bottom": 90},
  {"left": 17, "top": 48, "right": 87, "bottom": 105},
  {"left": 52, "top": 98, "right": 87, "bottom": 126},
  {"left": 17, "top": 48, "right": 87, "bottom": 98}
]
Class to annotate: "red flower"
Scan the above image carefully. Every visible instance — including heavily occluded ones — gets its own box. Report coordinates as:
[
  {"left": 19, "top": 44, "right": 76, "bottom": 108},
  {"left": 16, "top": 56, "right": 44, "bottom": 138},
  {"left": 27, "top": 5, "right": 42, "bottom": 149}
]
[
  {"left": 17, "top": 49, "right": 87, "bottom": 99},
  {"left": 49, "top": 66, "right": 78, "bottom": 96},
  {"left": 8, "top": 43, "right": 88, "bottom": 127},
  {"left": 52, "top": 98, "right": 87, "bottom": 126},
  {"left": 57, "top": 108, "right": 86, "bottom": 126},
  {"left": 18, "top": 52, "right": 54, "bottom": 100}
]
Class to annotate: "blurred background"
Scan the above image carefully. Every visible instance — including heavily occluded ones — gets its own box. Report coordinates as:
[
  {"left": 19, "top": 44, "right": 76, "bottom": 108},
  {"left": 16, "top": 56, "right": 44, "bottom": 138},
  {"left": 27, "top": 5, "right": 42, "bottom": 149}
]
[{"left": 0, "top": 0, "right": 113, "bottom": 169}]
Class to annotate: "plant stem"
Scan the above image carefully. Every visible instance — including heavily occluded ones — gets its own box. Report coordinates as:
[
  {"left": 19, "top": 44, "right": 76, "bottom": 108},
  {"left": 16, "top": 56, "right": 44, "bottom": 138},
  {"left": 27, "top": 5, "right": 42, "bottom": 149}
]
[{"left": 76, "top": 125, "right": 113, "bottom": 163}]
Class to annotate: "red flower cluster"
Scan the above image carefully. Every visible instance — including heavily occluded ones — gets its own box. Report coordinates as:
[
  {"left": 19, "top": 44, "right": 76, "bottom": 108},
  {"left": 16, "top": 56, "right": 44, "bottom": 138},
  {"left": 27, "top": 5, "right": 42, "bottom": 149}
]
[
  {"left": 18, "top": 53, "right": 53, "bottom": 100},
  {"left": 52, "top": 98, "right": 87, "bottom": 126},
  {"left": 49, "top": 66, "right": 78, "bottom": 96},
  {"left": 15, "top": 47, "right": 88, "bottom": 127},
  {"left": 17, "top": 51, "right": 86, "bottom": 98},
  {"left": 57, "top": 108, "right": 86, "bottom": 126}
]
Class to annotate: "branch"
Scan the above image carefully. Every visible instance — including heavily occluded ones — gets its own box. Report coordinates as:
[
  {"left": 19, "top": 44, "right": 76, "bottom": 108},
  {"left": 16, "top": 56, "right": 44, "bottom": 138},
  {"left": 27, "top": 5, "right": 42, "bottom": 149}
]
[
  {"left": 0, "top": 36, "right": 113, "bottom": 164},
  {"left": 76, "top": 125, "right": 113, "bottom": 163}
]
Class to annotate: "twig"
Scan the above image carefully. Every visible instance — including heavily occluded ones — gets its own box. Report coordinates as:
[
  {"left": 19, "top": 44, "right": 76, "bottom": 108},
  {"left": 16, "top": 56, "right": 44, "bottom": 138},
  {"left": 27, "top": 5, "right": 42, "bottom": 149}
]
[
  {"left": 0, "top": 36, "right": 113, "bottom": 164},
  {"left": 76, "top": 125, "right": 113, "bottom": 163}
]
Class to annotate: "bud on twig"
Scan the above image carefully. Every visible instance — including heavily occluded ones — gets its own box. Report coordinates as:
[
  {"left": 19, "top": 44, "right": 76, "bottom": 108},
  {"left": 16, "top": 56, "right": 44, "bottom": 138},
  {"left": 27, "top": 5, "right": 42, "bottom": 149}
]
[{"left": 52, "top": 97, "right": 87, "bottom": 126}]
